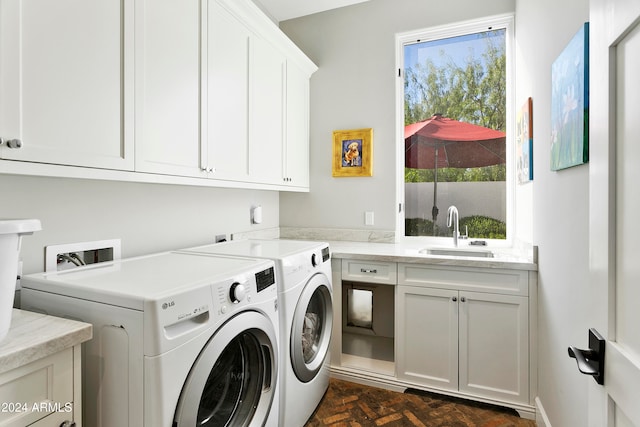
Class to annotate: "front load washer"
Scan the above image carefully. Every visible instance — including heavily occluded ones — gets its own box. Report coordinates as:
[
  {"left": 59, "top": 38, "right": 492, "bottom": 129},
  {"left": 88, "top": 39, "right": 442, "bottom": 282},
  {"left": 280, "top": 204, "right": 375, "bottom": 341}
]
[
  {"left": 179, "top": 239, "right": 333, "bottom": 427},
  {"left": 21, "top": 251, "right": 279, "bottom": 427}
]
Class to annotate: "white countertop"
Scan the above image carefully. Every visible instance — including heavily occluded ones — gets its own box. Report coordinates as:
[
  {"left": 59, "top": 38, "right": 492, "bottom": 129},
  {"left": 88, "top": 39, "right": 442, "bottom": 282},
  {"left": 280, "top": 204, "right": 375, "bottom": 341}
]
[
  {"left": 328, "top": 240, "right": 537, "bottom": 271},
  {"left": 0, "top": 309, "right": 92, "bottom": 374}
]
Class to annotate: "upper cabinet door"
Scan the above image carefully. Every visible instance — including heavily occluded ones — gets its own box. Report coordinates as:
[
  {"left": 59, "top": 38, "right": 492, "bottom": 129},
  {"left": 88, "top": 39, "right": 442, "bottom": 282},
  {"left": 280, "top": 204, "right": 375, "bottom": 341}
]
[
  {"left": 134, "top": 0, "right": 203, "bottom": 177},
  {"left": 0, "top": 0, "right": 134, "bottom": 170},
  {"left": 284, "top": 61, "right": 311, "bottom": 188},
  {"left": 248, "top": 36, "right": 285, "bottom": 185},
  {"left": 203, "top": 0, "right": 252, "bottom": 181}
]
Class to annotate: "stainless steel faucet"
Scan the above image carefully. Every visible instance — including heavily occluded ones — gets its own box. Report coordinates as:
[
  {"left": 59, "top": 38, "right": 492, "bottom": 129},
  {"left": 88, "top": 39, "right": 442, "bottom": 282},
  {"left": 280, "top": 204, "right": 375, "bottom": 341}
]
[{"left": 447, "top": 205, "right": 459, "bottom": 247}]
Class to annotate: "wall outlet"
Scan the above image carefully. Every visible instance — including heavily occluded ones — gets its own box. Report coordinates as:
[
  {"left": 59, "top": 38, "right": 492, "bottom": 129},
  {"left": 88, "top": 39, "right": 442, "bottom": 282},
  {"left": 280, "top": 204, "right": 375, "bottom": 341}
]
[{"left": 365, "top": 211, "right": 375, "bottom": 226}]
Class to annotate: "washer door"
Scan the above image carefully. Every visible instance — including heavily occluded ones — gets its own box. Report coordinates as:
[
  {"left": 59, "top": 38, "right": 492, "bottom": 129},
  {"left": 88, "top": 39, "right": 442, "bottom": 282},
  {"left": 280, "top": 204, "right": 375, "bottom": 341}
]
[
  {"left": 174, "top": 311, "right": 278, "bottom": 427},
  {"left": 290, "top": 273, "right": 333, "bottom": 383}
]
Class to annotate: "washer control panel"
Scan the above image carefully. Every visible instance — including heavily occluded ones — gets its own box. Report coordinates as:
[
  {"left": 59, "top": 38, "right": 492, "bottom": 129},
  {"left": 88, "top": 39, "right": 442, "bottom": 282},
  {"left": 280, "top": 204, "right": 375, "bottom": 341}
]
[
  {"left": 255, "top": 266, "right": 276, "bottom": 292},
  {"left": 214, "top": 266, "right": 276, "bottom": 316},
  {"left": 229, "top": 282, "right": 247, "bottom": 303}
]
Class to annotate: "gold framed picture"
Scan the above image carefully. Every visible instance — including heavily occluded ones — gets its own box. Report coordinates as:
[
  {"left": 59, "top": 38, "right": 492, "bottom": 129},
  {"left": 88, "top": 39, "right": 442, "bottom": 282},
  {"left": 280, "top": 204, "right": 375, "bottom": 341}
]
[{"left": 332, "top": 128, "right": 373, "bottom": 177}]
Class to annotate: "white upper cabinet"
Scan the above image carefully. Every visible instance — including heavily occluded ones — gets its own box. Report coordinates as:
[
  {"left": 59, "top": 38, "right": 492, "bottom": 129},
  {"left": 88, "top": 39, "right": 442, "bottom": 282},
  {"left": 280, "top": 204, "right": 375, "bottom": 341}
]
[
  {"left": 0, "top": 0, "right": 316, "bottom": 190},
  {"left": 135, "top": 0, "right": 203, "bottom": 177},
  {"left": 284, "top": 61, "right": 311, "bottom": 187},
  {"left": 248, "top": 36, "right": 285, "bottom": 185},
  {"left": 205, "top": 0, "right": 316, "bottom": 189},
  {"left": 0, "top": 0, "right": 134, "bottom": 170},
  {"left": 203, "top": 0, "right": 252, "bottom": 181}
]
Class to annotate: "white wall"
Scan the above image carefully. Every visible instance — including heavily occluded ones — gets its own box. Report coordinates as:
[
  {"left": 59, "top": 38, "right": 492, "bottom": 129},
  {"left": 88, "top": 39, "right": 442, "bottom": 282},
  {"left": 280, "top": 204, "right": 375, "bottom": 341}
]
[
  {"left": 514, "top": 0, "right": 591, "bottom": 425},
  {"left": 1, "top": 175, "right": 278, "bottom": 275},
  {"left": 280, "top": 0, "right": 592, "bottom": 425},
  {"left": 279, "top": 0, "right": 516, "bottom": 232}
]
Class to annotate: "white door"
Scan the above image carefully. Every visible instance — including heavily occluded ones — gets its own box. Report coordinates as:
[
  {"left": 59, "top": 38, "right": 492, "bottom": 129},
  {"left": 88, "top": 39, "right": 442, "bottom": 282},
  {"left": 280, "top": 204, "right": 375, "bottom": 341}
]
[{"left": 589, "top": 0, "right": 640, "bottom": 425}]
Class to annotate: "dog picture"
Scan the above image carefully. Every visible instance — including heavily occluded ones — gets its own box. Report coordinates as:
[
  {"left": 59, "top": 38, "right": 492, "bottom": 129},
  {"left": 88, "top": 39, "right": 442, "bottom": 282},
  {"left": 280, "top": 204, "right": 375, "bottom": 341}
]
[
  {"left": 332, "top": 129, "right": 372, "bottom": 177},
  {"left": 342, "top": 140, "right": 362, "bottom": 167}
]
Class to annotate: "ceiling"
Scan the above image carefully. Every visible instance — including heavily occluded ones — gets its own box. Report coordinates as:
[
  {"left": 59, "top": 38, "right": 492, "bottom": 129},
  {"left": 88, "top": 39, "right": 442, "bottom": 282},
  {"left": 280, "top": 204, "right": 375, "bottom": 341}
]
[{"left": 254, "top": 0, "right": 370, "bottom": 22}]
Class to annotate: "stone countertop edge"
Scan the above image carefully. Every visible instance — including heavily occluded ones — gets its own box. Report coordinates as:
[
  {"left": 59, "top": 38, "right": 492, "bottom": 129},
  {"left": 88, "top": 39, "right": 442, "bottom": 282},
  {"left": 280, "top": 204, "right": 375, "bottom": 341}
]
[
  {"left": 0, "top": 309, "right": 93, "bottom": 375},
  {"left": 327, "top": 241, "right": 538, "bottom": 271}
]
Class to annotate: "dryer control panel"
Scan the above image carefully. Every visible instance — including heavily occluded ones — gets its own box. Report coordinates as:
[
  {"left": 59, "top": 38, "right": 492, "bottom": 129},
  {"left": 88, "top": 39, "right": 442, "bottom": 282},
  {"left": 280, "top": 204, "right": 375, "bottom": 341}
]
[
  {"left": 311, "top": 246, "right": 331, "bottom": 267},
  {"left": 280, "top": 245, "right": 331, "bottom": 288}
]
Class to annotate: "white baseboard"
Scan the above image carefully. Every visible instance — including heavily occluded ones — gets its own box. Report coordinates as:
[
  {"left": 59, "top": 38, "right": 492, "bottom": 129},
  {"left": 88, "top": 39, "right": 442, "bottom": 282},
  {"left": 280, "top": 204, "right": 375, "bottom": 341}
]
[{"left": 535, "top": 397, "right": 552, "bottom": 427}]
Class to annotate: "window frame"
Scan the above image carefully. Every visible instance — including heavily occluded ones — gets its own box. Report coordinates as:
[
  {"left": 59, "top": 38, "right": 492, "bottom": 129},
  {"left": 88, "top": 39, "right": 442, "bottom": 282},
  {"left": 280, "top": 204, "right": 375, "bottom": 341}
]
[{"left": 394, "top": 14, "right": 515, "bottom": 247}]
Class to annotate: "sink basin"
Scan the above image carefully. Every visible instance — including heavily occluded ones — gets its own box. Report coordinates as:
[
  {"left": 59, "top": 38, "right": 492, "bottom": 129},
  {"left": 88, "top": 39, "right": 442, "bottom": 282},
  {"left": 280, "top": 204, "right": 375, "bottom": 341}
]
[{"left": 419, "top": 248, "right": 494, "bottom": 258}]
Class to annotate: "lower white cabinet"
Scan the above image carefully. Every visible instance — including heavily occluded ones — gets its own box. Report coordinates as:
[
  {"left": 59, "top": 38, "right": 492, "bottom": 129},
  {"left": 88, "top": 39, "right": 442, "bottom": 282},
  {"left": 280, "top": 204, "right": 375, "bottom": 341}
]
[
  {"left": 0, "top": 347, "right": 78, "bottom": 427},
  {"left": 459, "top": 291, "right": 529, "bottom": 402},
  {"left": 331, "top": 258, "right": 536, "bottom": 415},
  {"left": 396, "top": 286, "right": 459, "bottom": 391},
  {"left": 396, "top": 285, "right": 529, "bottom": 404}
]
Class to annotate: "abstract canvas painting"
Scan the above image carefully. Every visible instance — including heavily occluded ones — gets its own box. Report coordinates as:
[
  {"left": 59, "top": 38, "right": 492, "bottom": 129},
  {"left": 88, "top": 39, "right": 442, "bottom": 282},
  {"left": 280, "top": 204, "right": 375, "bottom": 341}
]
[{"left": 550, "top": 22, "right": 589, "bottom": 171}]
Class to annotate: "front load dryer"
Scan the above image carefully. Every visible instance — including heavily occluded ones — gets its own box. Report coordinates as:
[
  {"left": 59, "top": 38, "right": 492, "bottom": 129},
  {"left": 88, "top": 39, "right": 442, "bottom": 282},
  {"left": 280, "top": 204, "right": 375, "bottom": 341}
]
[
  {"left": 179, "top": 239, "right": 333, "bottom": 427},
  {"left": 21, "top": 251, "right": 280, "bottom": 427}
]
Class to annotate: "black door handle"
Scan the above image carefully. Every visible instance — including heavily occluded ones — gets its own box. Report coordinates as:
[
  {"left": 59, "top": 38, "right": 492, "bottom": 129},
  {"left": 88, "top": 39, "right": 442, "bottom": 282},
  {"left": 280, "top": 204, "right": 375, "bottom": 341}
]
[
  {"left": 567, "top": 347, "right": 598, "bottom": 375},
  {"left": 567, "top": 328, "right": 605, "bottom": 385}
]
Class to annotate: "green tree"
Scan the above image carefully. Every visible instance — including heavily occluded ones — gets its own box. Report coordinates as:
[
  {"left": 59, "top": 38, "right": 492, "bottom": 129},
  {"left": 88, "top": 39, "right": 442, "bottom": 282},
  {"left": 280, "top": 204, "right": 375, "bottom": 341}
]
[{"left": 404, "top": 31, "right": 506, "bottom": 132}]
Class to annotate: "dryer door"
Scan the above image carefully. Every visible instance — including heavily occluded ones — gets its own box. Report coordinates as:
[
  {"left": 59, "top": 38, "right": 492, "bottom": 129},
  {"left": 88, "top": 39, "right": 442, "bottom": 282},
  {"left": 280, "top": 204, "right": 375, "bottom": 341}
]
[
  {"left": 290, "top": 273, "right": 333, "bottom": 382},
  {"left": 174, "top": 311, "right": 278, "bottom": 427}
]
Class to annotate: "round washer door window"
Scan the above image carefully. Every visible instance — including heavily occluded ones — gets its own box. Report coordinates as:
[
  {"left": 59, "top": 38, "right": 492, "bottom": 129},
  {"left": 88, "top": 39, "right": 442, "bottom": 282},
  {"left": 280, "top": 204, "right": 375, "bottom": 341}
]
[
  {"left": 290, "top": 273, "right": 333, "bottom": 383},
  {"left": 175, "top": 311, "right": 278, "bottom": 427}
]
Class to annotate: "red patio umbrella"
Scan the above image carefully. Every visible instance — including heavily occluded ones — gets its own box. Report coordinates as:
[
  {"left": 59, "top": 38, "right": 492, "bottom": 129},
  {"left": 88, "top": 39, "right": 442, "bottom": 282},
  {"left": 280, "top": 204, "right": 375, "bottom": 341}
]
[{"left": 404, "top": 114, "right": 506, "bottom": 227}]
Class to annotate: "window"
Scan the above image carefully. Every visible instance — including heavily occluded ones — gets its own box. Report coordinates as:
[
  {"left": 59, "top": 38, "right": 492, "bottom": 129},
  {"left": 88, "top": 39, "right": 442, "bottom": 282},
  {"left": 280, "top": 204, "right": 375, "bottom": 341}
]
[{"left": 396, "top": 15, "right": 513, "bottom": 243}]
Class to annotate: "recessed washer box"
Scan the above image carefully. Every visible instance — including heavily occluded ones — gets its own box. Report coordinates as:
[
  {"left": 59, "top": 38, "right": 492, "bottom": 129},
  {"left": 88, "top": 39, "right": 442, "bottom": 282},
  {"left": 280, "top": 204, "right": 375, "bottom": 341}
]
[{"left": 45, "top": 239, "right": 121, "bottom": 272}]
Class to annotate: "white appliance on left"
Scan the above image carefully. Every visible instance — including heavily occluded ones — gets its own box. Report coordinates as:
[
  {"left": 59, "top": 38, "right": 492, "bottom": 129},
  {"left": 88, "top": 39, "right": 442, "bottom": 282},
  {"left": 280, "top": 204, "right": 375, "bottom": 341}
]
[
  {"left": 0, "top": 218, "right": 41, "bottom": 343},
  {"left": 21, "top": 251, "right": 280, "bottom": 427}
]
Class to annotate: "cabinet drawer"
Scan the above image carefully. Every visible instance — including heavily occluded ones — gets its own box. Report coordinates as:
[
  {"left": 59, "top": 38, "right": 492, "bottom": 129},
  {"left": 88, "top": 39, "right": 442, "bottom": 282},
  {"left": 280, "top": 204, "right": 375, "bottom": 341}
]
[
  {"left": 342, "top": 260, "right": 397, "bottom": 284},
  {"left": 398, "top": 263, "right": 528, "bottom": 296},
  {"left": 0, "top": 348, "right": 74, "bottom": 427}
]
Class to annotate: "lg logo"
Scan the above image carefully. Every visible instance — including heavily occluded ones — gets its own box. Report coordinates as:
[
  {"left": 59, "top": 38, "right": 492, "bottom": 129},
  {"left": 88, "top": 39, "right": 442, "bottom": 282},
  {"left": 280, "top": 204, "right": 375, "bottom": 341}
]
[{"left": 162, "top": 301, "right": 175, "bottom": 310}]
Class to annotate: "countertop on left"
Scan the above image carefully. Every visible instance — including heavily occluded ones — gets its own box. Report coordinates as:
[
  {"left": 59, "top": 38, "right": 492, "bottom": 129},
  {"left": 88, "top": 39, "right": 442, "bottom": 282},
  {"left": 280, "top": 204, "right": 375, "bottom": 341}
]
[{"left": 0, "top": 309, "right": 92, "bottom": 375}]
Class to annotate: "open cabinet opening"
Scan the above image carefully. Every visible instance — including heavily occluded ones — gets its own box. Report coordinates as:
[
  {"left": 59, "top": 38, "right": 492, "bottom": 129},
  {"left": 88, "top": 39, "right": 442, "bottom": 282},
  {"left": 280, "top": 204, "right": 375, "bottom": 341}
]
[{"left": 341, "top": 282, "right": 395, "bottom": 375}]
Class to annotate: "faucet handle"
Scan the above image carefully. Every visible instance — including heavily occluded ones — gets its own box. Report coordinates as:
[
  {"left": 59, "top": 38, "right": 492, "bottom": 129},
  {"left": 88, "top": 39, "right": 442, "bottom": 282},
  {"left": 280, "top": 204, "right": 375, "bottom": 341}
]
[{"left": 460, "top": 225, "right": 469, "bottom": 239}]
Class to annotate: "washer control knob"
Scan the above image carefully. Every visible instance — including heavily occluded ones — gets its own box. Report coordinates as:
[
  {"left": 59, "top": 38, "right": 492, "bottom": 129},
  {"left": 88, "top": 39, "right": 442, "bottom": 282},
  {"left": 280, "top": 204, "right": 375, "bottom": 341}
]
[
  {"left": 311, "top": 253, "right": 318, "bottom": 267},
  {"left": 229, "top": 282, "right": 246, "bottom": 303}
]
